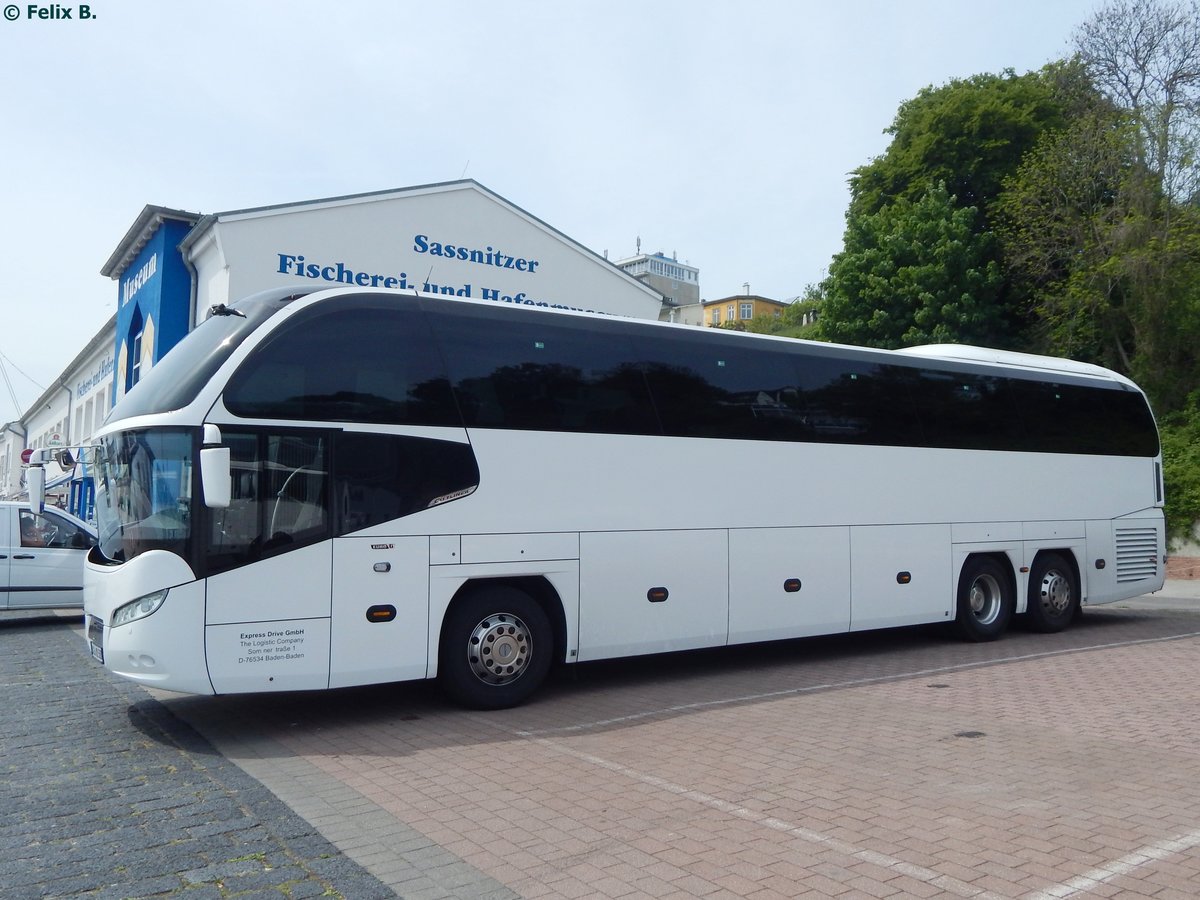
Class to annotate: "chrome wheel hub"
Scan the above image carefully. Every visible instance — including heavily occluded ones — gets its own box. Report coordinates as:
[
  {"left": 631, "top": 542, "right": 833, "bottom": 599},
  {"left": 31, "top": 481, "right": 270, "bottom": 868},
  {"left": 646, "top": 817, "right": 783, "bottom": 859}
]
[
  {"left": 1039, "top": 569, "right": 1073, "bottom": 614},
  {"left": 467, "top": 613, "right": 531, "bottom": 685},
  {"left": 969, "top": 573, "right": 1002, "bottom": 625}
]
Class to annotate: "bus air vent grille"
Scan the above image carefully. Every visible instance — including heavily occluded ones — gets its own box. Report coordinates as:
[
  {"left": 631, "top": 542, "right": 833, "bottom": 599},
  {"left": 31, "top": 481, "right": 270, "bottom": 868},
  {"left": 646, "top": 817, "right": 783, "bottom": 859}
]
[{"left": 1114, "top": 528, "right": 1159, "bottom": 583}]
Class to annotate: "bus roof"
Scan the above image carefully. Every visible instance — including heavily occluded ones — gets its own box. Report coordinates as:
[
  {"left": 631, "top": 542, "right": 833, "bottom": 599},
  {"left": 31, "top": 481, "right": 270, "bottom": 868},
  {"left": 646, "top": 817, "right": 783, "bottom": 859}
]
[{"left": 897, "top": 344, "right": 1138, "bottom": 389}]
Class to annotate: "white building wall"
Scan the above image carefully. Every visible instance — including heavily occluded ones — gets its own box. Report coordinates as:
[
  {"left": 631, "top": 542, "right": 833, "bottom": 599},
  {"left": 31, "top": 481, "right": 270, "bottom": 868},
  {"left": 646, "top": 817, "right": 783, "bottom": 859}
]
[
  {"left": 1, "top": 321, "right": 114, "bottom": 504},
  {"left": 188, "top": 182, "right": 664, "bottom": 325},
  {"left": 663, "top": 303, "right": 705, "bottom": 326}
]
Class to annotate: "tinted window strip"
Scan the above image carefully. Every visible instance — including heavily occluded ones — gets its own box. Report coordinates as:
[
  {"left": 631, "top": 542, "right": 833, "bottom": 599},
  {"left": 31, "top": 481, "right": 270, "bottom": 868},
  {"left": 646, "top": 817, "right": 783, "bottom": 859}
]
[{"left": 221, "top": 293, "right": 1159, "bottom": 458}]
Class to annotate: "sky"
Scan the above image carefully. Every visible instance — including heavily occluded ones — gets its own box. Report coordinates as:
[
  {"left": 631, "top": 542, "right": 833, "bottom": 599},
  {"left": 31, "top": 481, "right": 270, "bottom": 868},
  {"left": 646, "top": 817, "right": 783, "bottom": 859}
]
[{"left": 0, "top": 0, "right": 1104, "bottom": 425}]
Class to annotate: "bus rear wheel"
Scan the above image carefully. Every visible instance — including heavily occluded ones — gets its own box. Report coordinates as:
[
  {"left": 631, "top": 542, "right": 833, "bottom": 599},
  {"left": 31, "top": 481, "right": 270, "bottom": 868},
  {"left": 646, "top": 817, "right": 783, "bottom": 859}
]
[
  {"left": 1025, "top": 552, "right": 1079, "bottom": 633},
  {"left": 438, "top": 586, "right": 552, "bottom": 709},
  {"left": 955, "top": 556, "right": 1014, "bottom": 642}
]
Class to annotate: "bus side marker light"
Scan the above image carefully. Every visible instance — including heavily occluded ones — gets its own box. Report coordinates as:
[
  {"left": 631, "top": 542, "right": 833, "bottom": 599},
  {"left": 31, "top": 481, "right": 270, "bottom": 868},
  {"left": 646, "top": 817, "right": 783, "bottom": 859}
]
[
  {"left": 647, "top": 587, "right": 669, "bottom": 603},
  {"left": 783, "top": 578, "right": 802, "bottom": 593},
  {"left": 367, "top": 605, "right": 397, "bottom": 622},
  {"left": 373, "top": 562, "right": 391, "bottom": 573},
  {"left": 1095, "top": 559, "right": 1106, "bottom": 569},
  {"left": 896, "top": 572, "right": 912, "bottom": 585}
]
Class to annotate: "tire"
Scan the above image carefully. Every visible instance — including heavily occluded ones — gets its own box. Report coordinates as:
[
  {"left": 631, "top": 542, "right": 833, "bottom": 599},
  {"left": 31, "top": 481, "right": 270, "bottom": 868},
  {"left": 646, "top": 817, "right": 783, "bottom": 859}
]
[
  {"left": 1025, "top": 552, "right": 1079, "bottom": 633},
  {"left": 954, "top": 556, "right": 1014, "bottom": 642},
  {"left": 438, "top": 586, "right": 553, "bottom": 709}
]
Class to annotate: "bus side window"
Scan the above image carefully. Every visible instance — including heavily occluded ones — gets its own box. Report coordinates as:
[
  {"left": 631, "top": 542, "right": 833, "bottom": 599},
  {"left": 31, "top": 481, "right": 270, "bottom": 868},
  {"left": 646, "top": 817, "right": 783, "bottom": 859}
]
[
  {"left": 431, "top": 305, "right": 659, "bottom": 436},
  {"left": 1009, "top": 380, "right": 1114, "bottom": 454},
  {"left": 631, "top": 331, "right": 808, "bottom": 441},
  {"left": 206, "top": 431, "right": 330, "bottom": 573},
  {"left": 223, "top": 300, "right": 459, "bottom": 428},
  {"left": 912, "top": 370, "right": 1021, "bottom": 451},
  {"left": 333, "top": 432, "right": 480, "bottom": 534},
  {"left": 791, "top": 356, "right": 921, "bottom": 446}
]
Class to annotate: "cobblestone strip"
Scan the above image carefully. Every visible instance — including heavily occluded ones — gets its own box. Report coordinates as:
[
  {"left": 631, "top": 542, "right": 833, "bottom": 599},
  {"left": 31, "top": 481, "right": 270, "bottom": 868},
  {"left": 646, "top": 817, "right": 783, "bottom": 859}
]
[
  {"left": 167, "top": 711, "right": 519, "bottom": 900},
  {"left": 0, "top": 611, "right": 396, "bottom": 900}
]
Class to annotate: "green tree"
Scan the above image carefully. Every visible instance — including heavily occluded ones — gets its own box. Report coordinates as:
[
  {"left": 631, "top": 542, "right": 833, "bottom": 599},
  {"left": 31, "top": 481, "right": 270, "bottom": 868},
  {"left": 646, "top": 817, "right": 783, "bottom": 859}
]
[
  {"left": 999, "top": 128, "right": 1200, "bottom": 407},
  {"left": 835, "top": 64, "right": 1093, "bottom": 347},
  {"left": 995, "top": 0, "right": 1200, "bottom": 412},
  {"left": 1161, "top": 393, "right": 1200, "bottom": 546},
  {"left": 996, "top": 111, "right": 1150, "bottom": 369},
  {"left": 817, "top": 183, "right": 1006, "bottom": 349},
  {"left": 849, "top": 68, "right": 1075, "bottom": 225}
]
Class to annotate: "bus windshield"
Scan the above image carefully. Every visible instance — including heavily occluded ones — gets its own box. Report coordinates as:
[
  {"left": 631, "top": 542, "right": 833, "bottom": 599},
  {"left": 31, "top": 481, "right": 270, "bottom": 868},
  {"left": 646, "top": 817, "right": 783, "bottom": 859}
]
[
  {"left": 106, "top": 290, "right": 307, "bottom": 423},
  {"left": 93, "top": 428, "right": 194, "bottom": 563}
]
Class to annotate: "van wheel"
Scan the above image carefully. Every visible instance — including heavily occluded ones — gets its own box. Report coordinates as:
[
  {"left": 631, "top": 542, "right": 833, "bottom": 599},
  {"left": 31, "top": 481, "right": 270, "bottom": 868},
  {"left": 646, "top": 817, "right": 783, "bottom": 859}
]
[
  {"left": 438, "top": 586, "right": 552, "bottom": 709},
  {"left": 955, "top": 557, "right": 1014, "bottom": 641},
  {"left": 1025, "top": 553, "right": 1079, "bottom": 633}
]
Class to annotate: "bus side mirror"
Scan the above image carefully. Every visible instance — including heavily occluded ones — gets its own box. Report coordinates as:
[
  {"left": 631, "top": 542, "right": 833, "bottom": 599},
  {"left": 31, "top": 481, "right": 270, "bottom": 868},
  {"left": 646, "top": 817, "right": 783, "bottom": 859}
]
[
  {"left": 200, "top": 447, "right": 231, "bottom": 509},
  {"left": 27, "top": 465, "right": 46, "bottom": 515}
]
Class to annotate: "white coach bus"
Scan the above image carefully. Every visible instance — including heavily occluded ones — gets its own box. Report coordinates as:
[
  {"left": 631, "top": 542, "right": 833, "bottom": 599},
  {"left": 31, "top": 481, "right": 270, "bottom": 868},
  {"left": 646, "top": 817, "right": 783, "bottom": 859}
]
[{"left": 75, "top": 286, "right": 1165, "bottom": 708}]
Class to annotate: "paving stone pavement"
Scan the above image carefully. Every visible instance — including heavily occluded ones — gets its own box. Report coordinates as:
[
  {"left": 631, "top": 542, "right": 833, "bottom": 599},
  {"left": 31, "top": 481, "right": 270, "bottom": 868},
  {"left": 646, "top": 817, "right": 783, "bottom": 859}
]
[
  {"left": 0, "top": 610, "right": 397, "bottom": 900},
  {"left": 158, "top": 597, "right": 1200, "bottom": 899},
  {"left": 5, "top": 584, "right": 1200, "bottom": 900}
]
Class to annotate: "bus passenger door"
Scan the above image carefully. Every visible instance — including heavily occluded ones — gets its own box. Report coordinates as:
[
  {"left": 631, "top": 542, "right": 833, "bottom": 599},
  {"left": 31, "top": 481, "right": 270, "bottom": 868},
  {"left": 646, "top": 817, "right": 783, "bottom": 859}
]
[
  {"left": 849, "top": 524, "right": 953, "bottom": 630},
  {"left": 728, "top": 527, "right": 851, "bottom": 644},
  {"left": 204, "top": 543, "right": 333, "bottom": 693},
  {"left": 330, "top": 536, "right": 429, "bottom": 689},
  {"left": 577, "top": 529, "right": 728, "bottom": 661}
]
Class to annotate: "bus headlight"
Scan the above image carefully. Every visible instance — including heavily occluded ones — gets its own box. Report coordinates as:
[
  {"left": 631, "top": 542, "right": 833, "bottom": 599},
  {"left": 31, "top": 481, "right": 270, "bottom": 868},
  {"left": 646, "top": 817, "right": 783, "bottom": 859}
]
[{"left": 111, "top": 590, "right": 169, "bottom": 628}]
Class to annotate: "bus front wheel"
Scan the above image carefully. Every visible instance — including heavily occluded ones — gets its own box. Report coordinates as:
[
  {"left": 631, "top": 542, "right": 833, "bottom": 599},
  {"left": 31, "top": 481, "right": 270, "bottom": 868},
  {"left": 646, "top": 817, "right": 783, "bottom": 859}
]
[
  {"left": 438, "top": 586, "right": 552, "bottom": 709},
  {"left": 1025, "top": 553, "right": 1079, "bottom": 633},
  {"left": 955, "top": 556, "right": 1014, "bottom": 642}
]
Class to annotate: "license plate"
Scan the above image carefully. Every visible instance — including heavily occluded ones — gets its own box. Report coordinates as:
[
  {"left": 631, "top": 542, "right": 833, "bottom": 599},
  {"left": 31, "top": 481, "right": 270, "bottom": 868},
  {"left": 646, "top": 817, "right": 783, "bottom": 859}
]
[{"left": 87, "top": 617, "right": 104, "bottom": 664}]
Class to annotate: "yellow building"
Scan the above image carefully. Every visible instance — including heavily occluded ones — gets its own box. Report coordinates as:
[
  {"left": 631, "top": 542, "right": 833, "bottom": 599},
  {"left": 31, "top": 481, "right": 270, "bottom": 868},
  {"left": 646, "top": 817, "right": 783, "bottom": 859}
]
[{"left": 701, "top": 293, "right": 792, "bottom": 327}]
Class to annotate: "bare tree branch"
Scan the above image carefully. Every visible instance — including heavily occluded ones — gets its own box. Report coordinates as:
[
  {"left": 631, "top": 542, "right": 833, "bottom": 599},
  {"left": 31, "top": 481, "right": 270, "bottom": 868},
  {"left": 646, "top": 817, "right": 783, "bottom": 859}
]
[{"left": 1075, "top": 0, "right": 1200, "bottom": 201}]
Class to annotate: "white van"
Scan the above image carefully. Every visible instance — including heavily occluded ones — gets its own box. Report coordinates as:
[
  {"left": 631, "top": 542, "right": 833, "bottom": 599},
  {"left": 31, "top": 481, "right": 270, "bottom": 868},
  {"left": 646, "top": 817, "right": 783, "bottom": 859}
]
[{"left": 1, "top": 501, "right": 97, "bottom": 610}]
